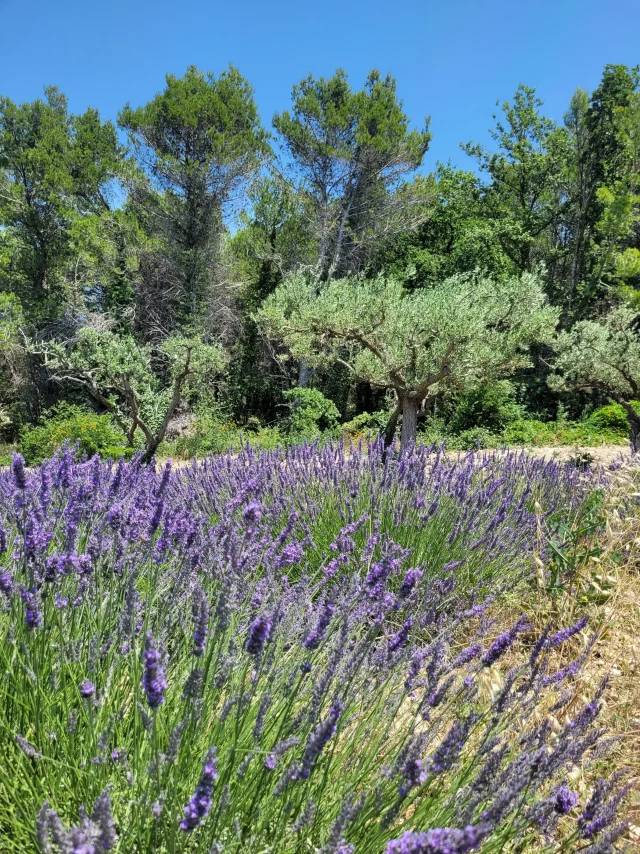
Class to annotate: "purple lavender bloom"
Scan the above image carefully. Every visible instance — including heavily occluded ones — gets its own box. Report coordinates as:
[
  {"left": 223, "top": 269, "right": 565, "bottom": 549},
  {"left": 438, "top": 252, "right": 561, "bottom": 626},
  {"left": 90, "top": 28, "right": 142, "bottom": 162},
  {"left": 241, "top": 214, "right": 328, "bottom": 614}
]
[
  {"left": 300, "top": 700, "right": 343, "bottom": 779},
  {"left": 277, "top": 542, "right": 304, "bottom": 568},
  {"left": 481, "top": 618, "right": 526, "bottom": 667},
  {"left": 192, "top": 589, "right": 210, "bottom": 657},
  {"left": 20, "top": 587, "right": 42, "bottom": 631},
  {"left": 107, "top": 504, "right": 123, "bottom": 530},
  {"left": 399, "top": 756, "right": 427, "bottom": 796},
  {"left": 405, "top": 647, "right": 427, "bottom": 690},
  {"left": 148, "top": 499, "right": 164, "bottom": 536},
  {"left": 11, "top": 453, "right": 26, "bottom": 490},
  {"left": 545, "top": 616, "right": 589, "bottom": 648},
  {"left": 554, "top": 785, "right": 578, "bottom": 814},
  {"left": 452, "top": 642, "right": 482, "bottom": 668},
  {"left": 389, "top": 619, "right": 413, "bottom": 653},
  {"left": 36, "top": 788, "right": 116, "bottom": 852},
  {"left": 384, "top": 824, "right": 491, "bottom": 853},
  {"left": 247, "top": 613, "right": 272, "bottom": 656},
  {"left": 442, "top": 559, "right": 465, "bottom": 572},
  {"left": 399, "top": 568, "right": 423, "bottom": 598},
  {"left": 16, "top": 733, "right": 41, "bottom": 759},
  {"left": 242, "top": 500, "right": 264, "bottom": 528},
  {"left": 180, "top": 747, "right": 218, "bottom": 831},
  {"left": 429, "top": 715, "right": 476, "bottom": 774},
  {"left": 304, "top": 601, "right": 335, "bottom": 650},
  {"left": 80, "top": 679, "right": 96, "bottom": 699},
  {"left": 578, "top": 777, "right": 630, "bottom": 839},
  {"left": 92, "top": 788, "right": 117, "bottom": 850},
  {"left": 0, "top": 571, "right": 12, "bottom": 598},
  {"left": 142, "top": 631, "right": 167, "bottom": 709}
]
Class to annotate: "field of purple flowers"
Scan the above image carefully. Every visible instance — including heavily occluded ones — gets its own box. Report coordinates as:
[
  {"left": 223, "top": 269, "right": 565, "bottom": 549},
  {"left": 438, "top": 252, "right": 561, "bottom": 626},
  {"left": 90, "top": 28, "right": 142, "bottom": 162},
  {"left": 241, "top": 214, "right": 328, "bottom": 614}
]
[{"left": 0, "top": 441, "right": 630, "bottom": 853}]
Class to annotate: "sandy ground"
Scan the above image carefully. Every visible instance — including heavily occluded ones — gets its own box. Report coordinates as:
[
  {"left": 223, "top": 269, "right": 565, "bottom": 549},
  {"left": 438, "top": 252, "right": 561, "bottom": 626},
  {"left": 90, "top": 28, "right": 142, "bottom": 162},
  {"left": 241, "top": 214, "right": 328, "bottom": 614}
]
[{"left": 509, "top": 444, "right": 630, "bottom": 465}]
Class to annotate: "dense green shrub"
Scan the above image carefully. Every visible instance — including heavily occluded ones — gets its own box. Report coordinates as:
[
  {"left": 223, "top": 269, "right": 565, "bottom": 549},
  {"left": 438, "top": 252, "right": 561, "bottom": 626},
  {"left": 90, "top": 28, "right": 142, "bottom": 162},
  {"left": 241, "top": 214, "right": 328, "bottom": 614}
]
[
  {"left": 502, "top": 417, "right": 626, "bottom": 447},
  {"left": 169, "top": 414, "right": 243, "bottom": 457},
  {"left": 282, "top": 387, "right": 340, "bottom": 439},
  {"left": 500, "top": 419, "right": 539, "bottom": 445},
  {"left": 19, "top": 403, "right": 129, "bottom": 465},
  {"left": 341, "top": 410, "right": 390, "bottom": 438},
  {"left": 448, "top": 381, "right": 523, "bottom": 434},
  {"left": 587, "top": 401, "right": 640, "bottom": 433},
  {"left": 447, "top": 425, "right": 500, "bottom": 450},
  {"left": 164, "top": 414, "right": 285, "bottom": 459},
  {"left": 0, "top": 443, "right": 16, "bottom": 467}
]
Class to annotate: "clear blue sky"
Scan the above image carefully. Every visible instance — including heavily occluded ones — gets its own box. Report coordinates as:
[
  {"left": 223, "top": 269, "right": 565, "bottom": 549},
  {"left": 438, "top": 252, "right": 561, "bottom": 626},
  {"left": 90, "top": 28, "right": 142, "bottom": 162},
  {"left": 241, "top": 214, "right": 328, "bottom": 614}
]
[{"left": 0, "top": 0, "right": 638, "bottom": 171}]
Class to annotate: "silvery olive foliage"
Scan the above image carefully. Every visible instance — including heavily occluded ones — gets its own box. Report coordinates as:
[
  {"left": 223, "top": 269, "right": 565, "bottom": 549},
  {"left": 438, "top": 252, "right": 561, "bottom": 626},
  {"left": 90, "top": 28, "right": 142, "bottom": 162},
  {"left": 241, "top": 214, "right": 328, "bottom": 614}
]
[
  {"left": 550, "top": 305, "right": 640, "bottom": 450},
  {"left": 258, "top": 271, "right": 558, "bottom": 445}
]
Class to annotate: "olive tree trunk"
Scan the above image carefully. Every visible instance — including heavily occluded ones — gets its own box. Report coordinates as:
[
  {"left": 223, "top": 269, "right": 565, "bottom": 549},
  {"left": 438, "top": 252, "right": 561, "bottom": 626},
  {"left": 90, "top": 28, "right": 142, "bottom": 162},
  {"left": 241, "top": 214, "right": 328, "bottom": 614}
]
[
  {"left": 400, "top": 394, "right": 420, "bottom": 451},
  {"left": 382, "top": 401, "right": 401, "bottom": 449},
  {"left": 618, "top": 400, "right": 640, "bottom": 454},
  {"left": 629, "top": 413, "right": 640, "bottom": 455}
]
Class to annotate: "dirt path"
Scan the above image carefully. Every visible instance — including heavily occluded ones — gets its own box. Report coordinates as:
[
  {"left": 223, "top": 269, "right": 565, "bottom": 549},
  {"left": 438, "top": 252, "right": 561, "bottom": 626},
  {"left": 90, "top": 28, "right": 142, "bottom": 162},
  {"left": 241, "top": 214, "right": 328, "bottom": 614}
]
[{"left": 510, "top": 445, "right": 630, "bottom": 465}]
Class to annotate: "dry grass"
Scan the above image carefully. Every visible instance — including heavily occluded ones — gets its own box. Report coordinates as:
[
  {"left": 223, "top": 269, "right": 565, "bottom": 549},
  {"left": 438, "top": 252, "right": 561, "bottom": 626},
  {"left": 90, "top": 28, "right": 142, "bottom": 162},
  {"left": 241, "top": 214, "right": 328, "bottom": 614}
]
[
  {"left": 575, "top": 462, "right": 640, "bottom": 843},
  {"left": 520, "top": 458, "right": 640, "bottom": 845}
]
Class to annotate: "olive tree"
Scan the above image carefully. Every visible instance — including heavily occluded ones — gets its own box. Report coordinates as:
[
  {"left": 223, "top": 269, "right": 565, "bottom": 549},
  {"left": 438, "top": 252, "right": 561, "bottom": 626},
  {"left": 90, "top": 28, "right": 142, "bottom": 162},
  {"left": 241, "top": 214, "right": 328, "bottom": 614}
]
[
  {"left": 550, "top": 305, "right": 640, "bottom": 451},
  {"left": 33, "top": 327, "right": 224, "bottom": 462},
  {"left": 257, "top": 272, "right": 558, "bottom": 448}
]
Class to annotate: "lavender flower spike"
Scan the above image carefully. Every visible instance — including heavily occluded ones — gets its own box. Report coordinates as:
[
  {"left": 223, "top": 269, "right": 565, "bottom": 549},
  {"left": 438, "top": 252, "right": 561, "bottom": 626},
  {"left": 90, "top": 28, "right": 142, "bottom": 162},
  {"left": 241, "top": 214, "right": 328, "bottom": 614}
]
[
  {"left": 304, "top": 601, "right": 335, "bottom": 650},
  {"left": 180, "top": 747, "right": 218, "bottom": 831},
  {"left": 384, "top": 823, "right": 491, "bottom": 853},
  {"left": 545, "top": 616, "right": 589, "bottom": 648},
  {"left": 11, "top": 452, "right": 26, "bottom": 490},
  {"left": 92, "top": 787, "right": 117, "bottom": 850},
  {"left": 554, "top": 784, "right": 578, "bottom": 814},
  {"left": 192, "top": 588, "right": 210, "bottom": 657},
  {"left": 481, "top": 617, "right": 527, "bottom": 667},
  {"left": 142, "top": 631, "right": 167, "bottom": 709},
  {"left": 247, "top": 613, "right": 272, "bottom": 656},
  {"left": 300, "top": 700, "right": 343, "bottom": 779},
  {"left": 80, "top": 679, "right": 96, "bottom": 699}
]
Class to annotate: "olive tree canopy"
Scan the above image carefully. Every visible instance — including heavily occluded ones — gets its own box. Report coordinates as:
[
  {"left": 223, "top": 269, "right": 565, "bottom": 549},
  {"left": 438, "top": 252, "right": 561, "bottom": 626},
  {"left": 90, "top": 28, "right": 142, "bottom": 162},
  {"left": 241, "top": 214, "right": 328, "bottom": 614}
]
[
  {"left": 550, "top": 305, "right": 640, "bottom": 451},
  {"left": 33, "top": 327, "right": 224, "bottom": 462},
  {"left": 257, "top": 271, "right": 558, "bottom": 448}
]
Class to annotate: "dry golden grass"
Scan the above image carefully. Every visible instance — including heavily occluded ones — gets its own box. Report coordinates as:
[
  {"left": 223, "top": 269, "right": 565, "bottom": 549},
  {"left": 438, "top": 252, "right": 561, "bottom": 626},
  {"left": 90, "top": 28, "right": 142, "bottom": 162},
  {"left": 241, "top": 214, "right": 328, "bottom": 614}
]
[
  {"left": 520, "top": 459, "right": 640, "bottom": 845},
  {"left": 574, "top": 462, "right": 640, "bottom": 843}
]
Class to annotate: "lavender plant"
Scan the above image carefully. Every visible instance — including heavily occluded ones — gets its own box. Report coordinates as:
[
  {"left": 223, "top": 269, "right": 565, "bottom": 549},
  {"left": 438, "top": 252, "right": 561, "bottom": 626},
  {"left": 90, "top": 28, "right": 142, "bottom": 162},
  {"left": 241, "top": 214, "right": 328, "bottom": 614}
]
[{"left": 0, "top": 442, "right": 627, "bottom": 853}]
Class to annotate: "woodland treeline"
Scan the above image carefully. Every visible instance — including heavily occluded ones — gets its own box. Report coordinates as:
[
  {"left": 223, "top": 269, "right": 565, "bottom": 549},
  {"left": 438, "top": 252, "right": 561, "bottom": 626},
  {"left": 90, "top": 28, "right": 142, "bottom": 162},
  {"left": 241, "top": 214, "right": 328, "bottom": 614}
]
[{"left": 1, "top": 63, "right": 640, "bottom": 458}]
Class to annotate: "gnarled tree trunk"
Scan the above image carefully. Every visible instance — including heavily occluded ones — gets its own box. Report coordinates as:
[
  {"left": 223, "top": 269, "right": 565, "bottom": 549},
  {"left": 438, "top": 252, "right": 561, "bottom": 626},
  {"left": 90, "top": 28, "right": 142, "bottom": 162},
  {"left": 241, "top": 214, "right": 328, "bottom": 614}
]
[
  {"left": 629, "top": 412, "right": 640, "bottom": 455},
  {"left": 617, "top": 400, "right": 640, "bottom": 455},
  {"left": 382, "top": 399, "right": 401, "bottom": 450},
  {"left": 400, "top": 394, "right": 419, "bottom": 451}
]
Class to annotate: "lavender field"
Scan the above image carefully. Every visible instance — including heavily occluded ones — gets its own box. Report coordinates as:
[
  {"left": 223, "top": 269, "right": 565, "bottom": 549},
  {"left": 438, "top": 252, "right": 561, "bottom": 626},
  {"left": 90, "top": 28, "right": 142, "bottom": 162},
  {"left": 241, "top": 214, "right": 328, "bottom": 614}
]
[{"left": 0, "top": 442, "right": 630, "bottom": 853}]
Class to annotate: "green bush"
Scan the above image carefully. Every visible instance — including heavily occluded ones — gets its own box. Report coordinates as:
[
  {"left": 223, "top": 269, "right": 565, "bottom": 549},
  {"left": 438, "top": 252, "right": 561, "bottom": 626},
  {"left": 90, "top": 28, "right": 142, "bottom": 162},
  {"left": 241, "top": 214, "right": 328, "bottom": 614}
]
[
  {"left": 587, "top": 401, "right": 639, "bottom": 433},
  {"left": 248, "top": 426, "right": 285, "bottom": 451},
  {"left": 164, "top": 416, "right": 285, "bottom": 460},
  {"left": 447, "top": 426, "right": 500, "bottom": 450},
  {"left": 19, "top": 403, "right": 130, "bottom": 465},
  {"left": 448, "top": 381, "right": 523, "bottom": 435},
  {"left": 169, "top": 414, "right": 242, "bottom": 458},
  {"left": 502, "top": 418, "right": 552, "bottom": 446},
  {"left": 0, "top": 443, "right": 17, "bottom": 467},
  {"left": 282, "top": 387, "right": 340, "bottom": 439},
  {"left": 341, "top": 410, "right": 390, "bottom": 438},
  {"left": 502, "top": 417, "right": 626, "bottom": 448}
]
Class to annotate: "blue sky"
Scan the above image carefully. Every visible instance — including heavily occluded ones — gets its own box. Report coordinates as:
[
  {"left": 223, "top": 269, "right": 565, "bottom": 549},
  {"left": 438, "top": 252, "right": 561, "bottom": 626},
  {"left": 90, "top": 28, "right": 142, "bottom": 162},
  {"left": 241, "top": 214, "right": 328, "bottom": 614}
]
[{"left": 0, "top": 0, "right": 638, "bottom": 171}]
